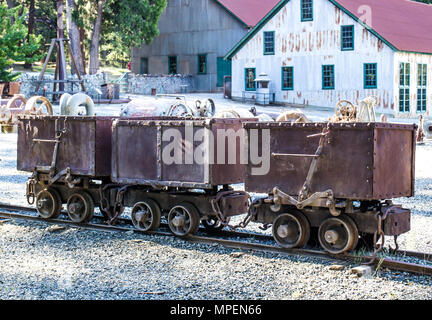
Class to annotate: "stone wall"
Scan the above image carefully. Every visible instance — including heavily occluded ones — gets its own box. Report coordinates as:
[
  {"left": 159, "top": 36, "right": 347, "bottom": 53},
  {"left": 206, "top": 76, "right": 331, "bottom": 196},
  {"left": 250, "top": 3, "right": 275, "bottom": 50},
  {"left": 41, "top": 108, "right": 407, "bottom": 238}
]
[
  {"left": 17, "top": 72, "right": 110, "bottom": 100},
  {"left": 126, "top": 74, "right": 194, "bottom": 95},
  {"left": 16, "top": 72, "right": 195, "bottom": 99}
]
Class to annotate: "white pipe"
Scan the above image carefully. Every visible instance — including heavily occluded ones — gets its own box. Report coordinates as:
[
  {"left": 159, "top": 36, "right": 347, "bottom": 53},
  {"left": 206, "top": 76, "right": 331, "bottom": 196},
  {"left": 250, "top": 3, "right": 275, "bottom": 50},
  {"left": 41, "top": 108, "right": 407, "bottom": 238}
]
[{"left": 63, "top": 93, "right": 95, "bottom": 116}]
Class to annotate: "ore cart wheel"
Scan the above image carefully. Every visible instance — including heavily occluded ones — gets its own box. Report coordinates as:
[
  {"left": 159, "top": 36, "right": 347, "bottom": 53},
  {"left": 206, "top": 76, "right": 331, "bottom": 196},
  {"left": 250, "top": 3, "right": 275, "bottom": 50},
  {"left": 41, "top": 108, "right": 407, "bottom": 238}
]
[
  {"left": 131, "top": 199, "right": 161, "bottom": 232},
  {"left": 66, "top": 191, "right": 95, "bottom": 223},
  {"left": 318, "top": 216, "right": 359, "bottom": 254},
  {"left": 36, "top": 188, "right": 62, "bottom": 219},
  {"left": 272, "top": 212, "right": 310, "bottom": 249},
  {"left": 202, "top": 217, "right": 227, "bottom": 231},
  {"left": 168, "top": 202, "right": 200, "bottom": 237}
]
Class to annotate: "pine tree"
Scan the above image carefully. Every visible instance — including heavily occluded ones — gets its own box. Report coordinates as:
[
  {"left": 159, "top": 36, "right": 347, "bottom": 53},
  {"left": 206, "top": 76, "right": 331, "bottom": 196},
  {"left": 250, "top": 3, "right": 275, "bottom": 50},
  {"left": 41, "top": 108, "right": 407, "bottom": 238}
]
[{"left": 0, "top": 3, "right": 42, "bottom": 82}]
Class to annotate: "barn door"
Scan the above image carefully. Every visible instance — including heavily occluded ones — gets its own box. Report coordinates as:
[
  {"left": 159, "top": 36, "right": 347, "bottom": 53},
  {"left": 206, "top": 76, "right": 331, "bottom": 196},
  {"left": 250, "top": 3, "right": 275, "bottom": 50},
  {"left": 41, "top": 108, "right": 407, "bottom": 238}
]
[{"left": 140, "top": 58, "right": 149, "bottom": 74}]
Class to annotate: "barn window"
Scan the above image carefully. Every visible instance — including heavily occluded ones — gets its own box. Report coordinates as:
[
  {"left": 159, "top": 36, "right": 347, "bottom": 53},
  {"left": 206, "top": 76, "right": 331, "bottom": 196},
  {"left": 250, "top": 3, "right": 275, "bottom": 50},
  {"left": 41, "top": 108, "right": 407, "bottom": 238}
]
[
  {"left": 264, "top": 31, "right": 275, "bottom": 55},
  {"left": 417, "top": 64, "right": 427, "bottom": 112},
  {"left": 364, "top": 63, "right": 377, "bottom": 89},
  {"left": 168, "top": 56, "right": 177, "bottom": 74},
  {"left": 282, "top": 67, "right": 294, "bottom": 90},
  {"left": 399, "top": 62, "right": 410, "bottom": 112},
  {"left": 198, "top": 54, "right": 207, "bottom": 74},
  {"left": 341, "top": 25, "right": 354, "bottom": 50},
  {"left": 322, "top": 65, "right": 334, "bottom": 90},
  {"left": 245, "top": 68, "right": 256, "bottom": 91},
  {"left": 301, "top": 0, "right": 313, "bottom": 21}
]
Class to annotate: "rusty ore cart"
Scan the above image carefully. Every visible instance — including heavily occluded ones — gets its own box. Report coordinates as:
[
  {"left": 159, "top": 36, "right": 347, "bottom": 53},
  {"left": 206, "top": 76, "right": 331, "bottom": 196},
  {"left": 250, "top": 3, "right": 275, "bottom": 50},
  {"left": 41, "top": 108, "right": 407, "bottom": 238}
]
[
  {"left": 17, "top": 116, "right": 417, "bottom": 254},
  {"left": 18, "top": 116, "right": 249, "bottom": 236},
  {"left": 243, "top": 122, "right": 416, "bottom": 254}
]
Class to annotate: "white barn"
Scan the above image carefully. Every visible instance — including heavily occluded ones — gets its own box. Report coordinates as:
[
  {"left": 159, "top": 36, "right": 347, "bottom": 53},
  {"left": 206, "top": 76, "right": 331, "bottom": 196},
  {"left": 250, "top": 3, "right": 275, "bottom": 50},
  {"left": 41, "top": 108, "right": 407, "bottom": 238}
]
[{"left": 224, "top": 0, "right": 432, "bottom": 117}]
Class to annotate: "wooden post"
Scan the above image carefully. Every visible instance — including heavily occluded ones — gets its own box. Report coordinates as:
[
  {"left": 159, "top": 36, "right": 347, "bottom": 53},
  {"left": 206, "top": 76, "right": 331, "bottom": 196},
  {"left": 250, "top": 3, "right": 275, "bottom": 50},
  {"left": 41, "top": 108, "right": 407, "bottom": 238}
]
[
  {"left": 35, "top": 39, "right": 56, "bottom": 92},
  {"left": 57, "top": 1, "right": 65, "bottom": 93}
]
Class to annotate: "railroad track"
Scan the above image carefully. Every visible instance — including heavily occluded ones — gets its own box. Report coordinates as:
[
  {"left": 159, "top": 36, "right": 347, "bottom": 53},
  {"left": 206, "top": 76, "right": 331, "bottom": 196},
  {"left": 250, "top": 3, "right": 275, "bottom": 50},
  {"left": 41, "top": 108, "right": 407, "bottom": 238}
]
[{"left": 0, "top": 203, "right": 431, "bottom": 277}]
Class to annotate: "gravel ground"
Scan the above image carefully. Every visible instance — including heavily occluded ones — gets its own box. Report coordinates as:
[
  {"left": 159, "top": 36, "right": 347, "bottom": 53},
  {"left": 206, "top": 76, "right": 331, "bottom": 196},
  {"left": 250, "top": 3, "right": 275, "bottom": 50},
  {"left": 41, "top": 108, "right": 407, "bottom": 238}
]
[
  {"left": 0, "top": 97, "right": 431, "bottom": 300},
  {"left": 0, "top": 220, "right": 431, "bottom": 300}
]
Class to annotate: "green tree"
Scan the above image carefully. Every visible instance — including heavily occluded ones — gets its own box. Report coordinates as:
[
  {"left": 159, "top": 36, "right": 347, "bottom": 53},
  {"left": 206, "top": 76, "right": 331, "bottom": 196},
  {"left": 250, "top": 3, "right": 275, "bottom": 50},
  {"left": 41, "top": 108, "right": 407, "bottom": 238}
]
[
  {"left": 74, "top": 0, "right": 166, "bottom": 74},
  {"left": 0, "top": 3, "right": 42, "bottom": 81}
]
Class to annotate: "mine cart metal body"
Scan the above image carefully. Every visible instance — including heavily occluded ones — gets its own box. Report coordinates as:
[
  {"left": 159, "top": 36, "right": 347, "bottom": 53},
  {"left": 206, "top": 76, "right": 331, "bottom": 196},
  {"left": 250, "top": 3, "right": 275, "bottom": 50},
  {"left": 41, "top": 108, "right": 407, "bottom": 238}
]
[
  {"left": 244, "top": 122, "right": 416, "bottom": 200},
  {"left": 243, "top": 121, "right": 416, "bottom": 253},
  {"left": 17, "top": 115, "right": 113, "bottom": 178},
  {"left": 16, "top": 115, "right": 416, "bottom": 253},
  {"left": 17, "top": 116, "right": 249, "bottom": 235},
  {"left": 111, "top": 118, "right": 248, "bottom": 189}
]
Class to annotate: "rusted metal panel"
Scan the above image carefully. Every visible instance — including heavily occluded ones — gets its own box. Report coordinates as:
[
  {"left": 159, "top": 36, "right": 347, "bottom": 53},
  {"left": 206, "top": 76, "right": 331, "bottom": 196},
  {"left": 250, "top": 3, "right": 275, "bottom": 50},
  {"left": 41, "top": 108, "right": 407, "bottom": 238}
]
[
  {"left": 219, "top": 192, "right": 249, "bottom": 217},
  {"left": 211, "top": 119, "right": 248, "bottom": 185},
  {"left": 17, "top": 116, "right": 138, "bottom": 177},
  {"left": 17, "top": 116, "right": 98, "bottom": 176},
  {"left": 94, "top": 118, "right": 115, "bottom": 177},
  {"left": 112, "top": 118, "right": 250, "bottom": 189},
  {"left": 382, "top": 207, "right": 411, "bottom": 236},
  {"left": 112, "top": 122, "right": 159, "bottom": 181},
  {"left": 244, "top": 122, "right": 416, "bottom": 200},
  {"left": 161, "top": 123, "right": 206, "bottom": 183},
  {"left": 372, "top": 126, "right": 415, "bottom": 199}
]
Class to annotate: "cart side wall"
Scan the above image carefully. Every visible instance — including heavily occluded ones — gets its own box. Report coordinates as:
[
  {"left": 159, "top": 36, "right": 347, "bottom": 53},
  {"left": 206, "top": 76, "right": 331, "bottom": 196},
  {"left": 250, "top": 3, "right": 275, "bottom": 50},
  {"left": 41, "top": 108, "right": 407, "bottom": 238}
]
[
  {"left": 372, "top": 127, "right": 415, "bottom": 199},
  {"left": 111, "top": 119, "right": 249, "bottom": 188},
  {"left": 17, "top": 117, "right": 97, "bottom": 176},
  {"left": 211, "top": 119, "right": 249, "bottom": 185},
  {"left": 244, "top": 123, "right": 416, "bottom": 200}
]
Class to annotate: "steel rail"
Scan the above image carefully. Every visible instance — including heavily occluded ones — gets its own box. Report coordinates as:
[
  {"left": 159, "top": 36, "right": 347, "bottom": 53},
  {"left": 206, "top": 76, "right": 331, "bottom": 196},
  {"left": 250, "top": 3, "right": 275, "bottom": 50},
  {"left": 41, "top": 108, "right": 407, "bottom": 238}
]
[
  {"left": 0, "top": 206, "right": 431, "bottom": 277},
  {"left": 1, "top": 203, "right": 430, "bottom": 263},
  {"left": 0, "top": 203, "right": 431, "bottom": 263}
]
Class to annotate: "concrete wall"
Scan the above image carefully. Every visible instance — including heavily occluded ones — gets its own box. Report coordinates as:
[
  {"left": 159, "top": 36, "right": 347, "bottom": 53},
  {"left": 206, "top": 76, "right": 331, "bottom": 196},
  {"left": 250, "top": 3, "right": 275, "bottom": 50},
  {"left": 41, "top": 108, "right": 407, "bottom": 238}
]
[
  {"left": 393, "top": 52, "right": 432, "bottom": 118},
  {"left": 231, "top": 0, "right": 398, "bottom": 113},
  {"left": 131, "top": 0, "right": 248, "bottom": 92}
]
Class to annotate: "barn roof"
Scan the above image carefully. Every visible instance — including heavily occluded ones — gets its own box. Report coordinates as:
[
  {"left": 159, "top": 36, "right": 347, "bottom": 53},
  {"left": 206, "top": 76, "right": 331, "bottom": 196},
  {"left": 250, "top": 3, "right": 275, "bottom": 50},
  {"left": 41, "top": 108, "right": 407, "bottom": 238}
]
[
  {"left": 225, "top": 0, "right": 432, "bottom": 59},
  {"left": 215, "top": 0, "right": 282, "bottom": 27},
  {"left": 334, "top": 0, "right": 432, "bottom": 54}
]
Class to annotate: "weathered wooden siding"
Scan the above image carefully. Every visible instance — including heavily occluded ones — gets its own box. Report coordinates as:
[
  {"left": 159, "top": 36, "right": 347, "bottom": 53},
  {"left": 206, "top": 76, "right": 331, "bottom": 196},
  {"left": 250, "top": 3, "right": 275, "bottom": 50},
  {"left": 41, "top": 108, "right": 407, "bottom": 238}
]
[
  {"left": 231, "top": 0, "right": 397, "bottom": 113},
  {"left": 131, "top": 0, "right": 248, "bottom": 92}
]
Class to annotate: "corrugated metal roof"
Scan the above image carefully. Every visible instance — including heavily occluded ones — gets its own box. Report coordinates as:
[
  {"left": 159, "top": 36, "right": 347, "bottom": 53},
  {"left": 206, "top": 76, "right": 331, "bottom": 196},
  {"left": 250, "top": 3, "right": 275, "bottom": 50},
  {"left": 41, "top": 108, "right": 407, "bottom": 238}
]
[
  {"left": 215, "top": 0, "right": 282, "bottom": 27},
  {"left": 334, "top": 0, "right": 432, "bottom": 54}
]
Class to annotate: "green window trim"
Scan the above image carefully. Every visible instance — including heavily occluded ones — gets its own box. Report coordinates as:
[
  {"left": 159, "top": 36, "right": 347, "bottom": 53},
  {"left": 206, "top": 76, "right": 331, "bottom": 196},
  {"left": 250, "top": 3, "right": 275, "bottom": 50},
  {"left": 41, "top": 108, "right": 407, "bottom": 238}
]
[
  {"left": 168, "top": 56, "right": 177, "bottom": 74},
  {"left": 417, "top": 63, "right": 427, "bottom": 112},
  {"left": 245, "top": 68, "right": 256, "bottom": 91},
  {"left": 301, "top": 0, "right": 313, "bottom": 22},
  {"left": 322, "top": 65, "right": 335, "bottom": 90},
  {"left": 281, "top": 66, "right": 294, "bottom": 90},
  {"left": 399, "top": 62, "right": 410, "bottom": 113},
  {"left": 197, "top": 54, "right": 207, "bottom": 74},
  {"left": 364, "top": 63, "right": 377, "bottom": 89},
  {"left": 341, "top": 25, "right": 354, "bottom": 51},
  {"left": 263, "top": 31, "right": 275, "bottom": 55}
]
